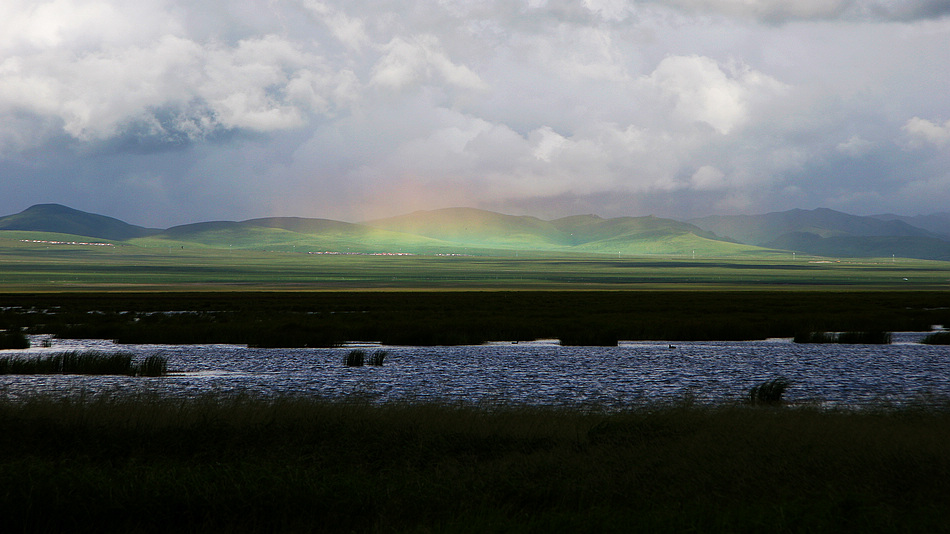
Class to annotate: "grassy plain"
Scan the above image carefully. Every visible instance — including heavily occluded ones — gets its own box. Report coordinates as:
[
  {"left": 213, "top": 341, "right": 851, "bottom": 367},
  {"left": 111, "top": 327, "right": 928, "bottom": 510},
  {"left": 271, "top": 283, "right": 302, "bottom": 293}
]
[{"left": 1, "top": 236, "right": 949, "bottom": 290}]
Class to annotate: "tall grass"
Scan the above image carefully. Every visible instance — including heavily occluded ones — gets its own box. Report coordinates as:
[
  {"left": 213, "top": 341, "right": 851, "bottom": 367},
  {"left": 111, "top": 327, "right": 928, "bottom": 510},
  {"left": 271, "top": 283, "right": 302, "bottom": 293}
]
[
  {"left": 793, "top": 331, "right": 836, "bottom": 343},
  {"left": 344, "top": 349, "right": 387, "bottom": 366},
  {"left": 0, "top": 351, "right": 167, "bottom": 376},
  {"left": 344, "top": 349, "right": 365, "bottom": 367},
  {"left": 794, "top": 330, "right": 892, "bottom": 344},
  {"left": 136, "top": 354, "right": 168, "bottom": 377},
  {"left": 1, "top": 394, "right": 949, "bottom": 533},
  {"left": 0, "top": 328, "right": 29, "bottom": 349},
  {"left": 368, "top": 350, "right": 387, "bottom": 366},
  {"left": 922, "top": 332, "right": 950, "bottom": 345},
  {"left": 748, "top": 377, "right": 790, "bottom": 405}
]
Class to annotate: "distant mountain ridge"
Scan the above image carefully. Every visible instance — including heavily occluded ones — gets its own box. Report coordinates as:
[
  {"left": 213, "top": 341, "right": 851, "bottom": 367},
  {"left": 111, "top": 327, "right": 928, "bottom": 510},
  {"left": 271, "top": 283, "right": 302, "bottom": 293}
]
[
  {"left": 690, "top": 208, "right": 944, "bottom": 245},
  {"left": 690, "top": 207, "right": 950, "bottom": 261},
  {"left": 0, "top": 203, "right": 160, "bottom": 241},
  {"left": 3, "top": 203, "right": 950, "bottom": 260},
  {"left": 870, "top": 212, "right": 950, "bottom": 237}
]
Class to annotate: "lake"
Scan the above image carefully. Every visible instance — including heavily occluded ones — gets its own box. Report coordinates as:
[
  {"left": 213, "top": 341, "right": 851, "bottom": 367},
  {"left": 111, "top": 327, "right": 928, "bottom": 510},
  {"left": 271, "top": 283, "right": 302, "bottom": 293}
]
[{"left": 2, "top": 333, "right": 948, "bottom": 408}]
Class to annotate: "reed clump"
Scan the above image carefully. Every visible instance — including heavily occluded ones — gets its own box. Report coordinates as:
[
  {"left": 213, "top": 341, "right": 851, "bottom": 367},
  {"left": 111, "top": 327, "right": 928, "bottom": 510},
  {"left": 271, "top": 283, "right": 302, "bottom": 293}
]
[
  {"left": 136, "top": 355, "right": 168, "bottom": 377},
  {"left": 794, "top": 330, "right": 891, "bottom": 344},
  {"left": 921, "top": 332, "right": 950, "bottom": 345},
  {"left": 0, "top": 328, "right": 29, "bottom": 349},
  {"left": 368, "top": 350, "right": 387, "bottom": 366},
  {"left": 0, "top": 351, "right": 167, "bottom": 376},
  {"left": 794, "top": 331, "right": 836, "bottom": 343},
  {"left": 343, "top": 349, "right": 387, "bottom": 366},
  {"left": 748, "top": 377, "right": 790, "bottom": 406},
  {"left": 344, "top": 349, "right": 365, "bottom": 367}
]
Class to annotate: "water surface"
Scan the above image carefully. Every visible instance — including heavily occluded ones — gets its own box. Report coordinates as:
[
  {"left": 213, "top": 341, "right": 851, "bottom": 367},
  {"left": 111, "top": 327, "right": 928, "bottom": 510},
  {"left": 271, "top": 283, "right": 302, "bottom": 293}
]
[{"left": 2, "top": 333, "right": 947, "bottom": 408}]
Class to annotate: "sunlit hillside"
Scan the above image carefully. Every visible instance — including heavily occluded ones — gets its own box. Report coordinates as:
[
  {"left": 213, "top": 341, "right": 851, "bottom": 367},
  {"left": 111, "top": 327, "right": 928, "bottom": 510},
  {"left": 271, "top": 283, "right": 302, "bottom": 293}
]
[{"left": 6, "top": 203, "right": 950, "bottom": 260}]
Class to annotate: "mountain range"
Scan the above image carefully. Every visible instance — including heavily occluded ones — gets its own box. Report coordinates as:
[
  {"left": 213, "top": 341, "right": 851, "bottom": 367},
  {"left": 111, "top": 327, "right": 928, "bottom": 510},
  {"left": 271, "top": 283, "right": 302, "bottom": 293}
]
[{"left": 2, "top": 203, "right": 950, "bottom": 260}]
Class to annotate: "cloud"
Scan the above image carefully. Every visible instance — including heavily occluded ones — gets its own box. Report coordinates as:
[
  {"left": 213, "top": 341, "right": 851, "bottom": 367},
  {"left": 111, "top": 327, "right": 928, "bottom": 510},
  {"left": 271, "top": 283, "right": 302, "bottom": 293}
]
[
  {"left": 370, "top": 34, "right": 487, "bottom": 90},
  {"left": 0, "top": 2, "right": 359, "bottom": 147},
  {"left": 642, "top": 55, "right": 788, "bottom": 135},
  {"left": 650, "top": 0, "right": 950, "bottom": 23},
  {"left": 300, "top": 1, "right": 370, "bottom": 50},
  {"left": 657, "top": 0, "right": 854, "bottom": 23},
  {"left": 1, "top": 0, "right": 949, "bottom": 224},
  {"left": 690, "top": 165, "right": 727, "bottom": 190},
  {"left": 836, "top": 135, "right": 874, "bottom": 157},
  {"left": 871, "top": 0, "right": 950, "bottom": 21},
  {"left": 902, "top": 117, "right": 950, "bottom": 148}
]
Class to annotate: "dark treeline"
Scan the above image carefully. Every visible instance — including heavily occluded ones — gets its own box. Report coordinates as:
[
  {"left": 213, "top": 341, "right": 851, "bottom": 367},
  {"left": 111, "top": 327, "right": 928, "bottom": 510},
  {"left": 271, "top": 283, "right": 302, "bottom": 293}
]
[{"left": 1, "top": 291, "right": 948, "bottom": 346}]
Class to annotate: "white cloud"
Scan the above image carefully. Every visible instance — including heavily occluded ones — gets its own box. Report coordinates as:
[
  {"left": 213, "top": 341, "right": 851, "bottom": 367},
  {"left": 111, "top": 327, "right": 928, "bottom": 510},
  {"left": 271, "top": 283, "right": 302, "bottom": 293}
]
[
  {"left": 836, "top": 135, "right": 874, "bottom": 156},
  {"left": 0, "top": 0, "right": 180, "bottom": 51},
  {"left": 299, "top": 1, "right": 370, "bottom": 50},
  {"left": 582, "top": 0, "right": 632, "bottom": 21},
  {"left": 902, "top": 116, "right": 950, "bottom": 148},
  {"left": 371, "top": 35, "right": 487, "bottom": 90},
  {"left": 0, "top": 26, "right": 357, "bottom": 143},
  {"left": 690, "top": 165, "right": 727, "bottom": 189},
  {"left": 530, "top": 126, "right": 567, "bottom": 162},
  {"left": 642, "top": 55, "right": 788, "bottom": 135}
]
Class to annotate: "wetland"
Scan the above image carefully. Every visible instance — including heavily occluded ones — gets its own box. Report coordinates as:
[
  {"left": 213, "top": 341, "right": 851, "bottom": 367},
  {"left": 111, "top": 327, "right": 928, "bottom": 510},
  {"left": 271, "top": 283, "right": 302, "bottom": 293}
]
[{"left": 2, "top": 290, "right": 950, "bottom": 532}]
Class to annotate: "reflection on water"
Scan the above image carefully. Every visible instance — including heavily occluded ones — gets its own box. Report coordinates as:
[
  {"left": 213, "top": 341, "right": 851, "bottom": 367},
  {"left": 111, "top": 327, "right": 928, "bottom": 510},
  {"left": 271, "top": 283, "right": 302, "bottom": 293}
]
[{"left": 1, "top": 333, "right": 947, "bottom": 408}]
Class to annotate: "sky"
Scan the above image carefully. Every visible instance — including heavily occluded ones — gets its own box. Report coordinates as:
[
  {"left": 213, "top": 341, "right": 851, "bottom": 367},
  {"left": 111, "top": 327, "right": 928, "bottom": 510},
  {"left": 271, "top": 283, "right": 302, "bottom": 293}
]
[{"left": 1, "top": 0, "right": 949, "bottom": 228}]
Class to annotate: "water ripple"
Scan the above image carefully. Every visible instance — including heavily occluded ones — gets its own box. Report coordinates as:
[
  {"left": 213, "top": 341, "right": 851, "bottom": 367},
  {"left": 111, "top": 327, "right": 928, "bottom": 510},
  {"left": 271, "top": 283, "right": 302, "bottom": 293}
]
[{"left": 1, "top": 335, "right": 947, "bottom": 407}]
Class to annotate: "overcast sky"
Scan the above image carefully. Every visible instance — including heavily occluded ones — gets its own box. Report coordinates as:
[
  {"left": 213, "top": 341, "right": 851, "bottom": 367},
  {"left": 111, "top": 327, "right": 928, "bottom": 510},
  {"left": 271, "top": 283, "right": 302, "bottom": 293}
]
[{"left": 1, "top": 0, "right": 949, "bottom": 227}]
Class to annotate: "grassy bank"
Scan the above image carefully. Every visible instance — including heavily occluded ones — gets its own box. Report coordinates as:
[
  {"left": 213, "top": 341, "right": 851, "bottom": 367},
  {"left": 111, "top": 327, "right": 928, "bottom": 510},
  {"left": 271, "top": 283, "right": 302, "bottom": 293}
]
[
  {"left": 0, "top": 394, "right": 948, "bottom": 532},
  {"left": 0, "top": 351, "right": 167, "bottom": 376},
  {"left": 2, "top": 291, "right": 949, "bottom": 346}
]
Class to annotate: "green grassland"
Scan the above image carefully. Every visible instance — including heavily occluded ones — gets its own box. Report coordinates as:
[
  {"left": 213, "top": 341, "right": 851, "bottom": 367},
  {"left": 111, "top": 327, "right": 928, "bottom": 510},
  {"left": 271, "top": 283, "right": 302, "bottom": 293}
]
[{"left": 2, "top": 234, "right": 948, "bottom": 291}]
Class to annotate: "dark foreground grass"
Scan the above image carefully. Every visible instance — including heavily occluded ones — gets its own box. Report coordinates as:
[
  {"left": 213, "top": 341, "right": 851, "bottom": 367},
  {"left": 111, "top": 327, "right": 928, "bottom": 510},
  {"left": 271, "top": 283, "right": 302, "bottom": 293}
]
[{"left": 1, "top": 394, "right": 949, "bottom": 533}]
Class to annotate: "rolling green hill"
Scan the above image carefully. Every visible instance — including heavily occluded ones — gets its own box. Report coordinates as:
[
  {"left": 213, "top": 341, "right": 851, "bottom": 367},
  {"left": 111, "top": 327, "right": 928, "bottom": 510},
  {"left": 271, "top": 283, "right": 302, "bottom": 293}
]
[
  {"left": 549, "top": 214, "right": 758, "bottom": 255},
  {"left": 365, "top": 208, "right": 573, "bottom": 249},
  {"left": 6, "top": 203, "right": 949, "bottom": 259},
  {"left": 365, "top": 208, "right": 753, "bottom": 255},
  {"left": 140, "top": 219, "right": 456, "bottom": 253},
  {"left": 0, "top": 204, "right": 159, "bottom": 241}
]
